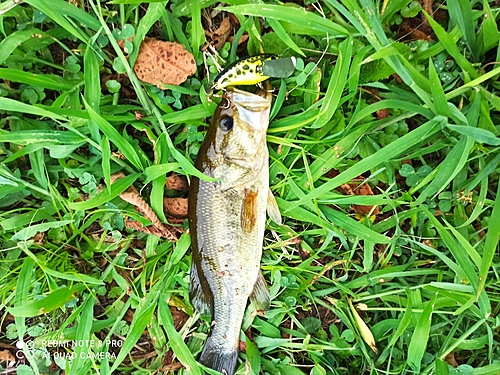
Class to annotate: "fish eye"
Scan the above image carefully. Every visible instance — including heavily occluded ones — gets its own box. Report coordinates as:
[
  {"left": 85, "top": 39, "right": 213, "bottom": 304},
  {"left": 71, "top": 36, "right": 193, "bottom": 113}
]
[{"left": 219, "top": 116, "right": 234, "bottom": 132}]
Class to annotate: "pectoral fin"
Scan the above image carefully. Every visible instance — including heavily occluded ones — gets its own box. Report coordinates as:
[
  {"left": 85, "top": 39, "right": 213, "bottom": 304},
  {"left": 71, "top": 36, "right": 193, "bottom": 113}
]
[
  {"left": 249, "top": 271, "right": 271, "bottom": 311},
  {"left": 267, "top": 189, "right": 282, "bottom": 225},
  {"left": 189, "top": 261, "right": 212, "bottom": 315},
  {"left": 241, "top": 189, "right": 258, "bottom": 233}
]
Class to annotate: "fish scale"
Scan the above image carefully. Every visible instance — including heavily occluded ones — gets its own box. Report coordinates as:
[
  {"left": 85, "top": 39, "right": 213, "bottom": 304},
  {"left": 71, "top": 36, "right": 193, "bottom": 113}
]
[{"left": 188, "top": 88, "right": 274, "bottom": 375}]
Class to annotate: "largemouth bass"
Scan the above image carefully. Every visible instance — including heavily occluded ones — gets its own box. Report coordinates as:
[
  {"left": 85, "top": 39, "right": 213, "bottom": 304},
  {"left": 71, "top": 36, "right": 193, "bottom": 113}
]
[{"left": 188, "top": 88, "right": 280, "bottom": 375}]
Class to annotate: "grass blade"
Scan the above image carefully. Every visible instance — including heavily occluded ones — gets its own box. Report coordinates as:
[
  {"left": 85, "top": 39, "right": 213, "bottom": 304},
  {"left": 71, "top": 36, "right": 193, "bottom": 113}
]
[
  {"left": 158, "top": 298, "right": 203, "bottom": 375},
  {"left": 84, "top": 98, "right": 146, "bottom": 171},
  {"left": 0, "top": 68, "right": 80, "bottom": 90},
  {"left": 109, "top": 299, "right": 157, "bottom": 373},
  {"left": 68, "top": 173, "right": 140, "bottom": 210},
  {"left": 447, "top": 124, "right": 500, "bottom": 146},
  {"left": 428, "top": 58, "right": 450, "bottom": 116},
  {"left": 14, "top": 257, "right": 35, "bottom": 339},
  {"left": 407, "top": 293, "right": 437, "bottom": 373},
  {"left": 477, "top": 176, "right": 500, "bottom": 298},
  {"left": 84, "top": 41, "right": 102, "bottom": 145},
  {"left": 479, "top": 1, "right": 499, "bottom": 54},
  {"left": 423, "top": 11, "right": 478, "bottom": 79},
  {"left": 388, "top": 290, "right": 413, "bottom": 347},
  {"left": 129, "top": 2, "right": 164, "bottom": 67},
  {"left": 288, "top": 116, "right": 445, "bottom": 210},
  {"left": 420, "top": 206, "right": 478, "bottom": 287},
  {"left": 267, "top": 18, "right": 305, "bottom": 57},
  {"left": 0, "top": 98, "right": 67, "bottom": 120},
  {"left": 320, "top": 205, "right": 391, "bottom": 244},
  {"left": 224, "top": 4, "right": 350, "bottom": 36},
  {"left": 149, "top": 133, "right": 169, "bottom": 223},
  {"left": 25, "top": 0, "right": 99, "bottom": 42},
  {"left": 9, "top": 285, "right": 85, "bottom": 317},
  {"left": 12, "top": 220, "right": 75, "bottom": 241},
  {"left": 101, "top": 135, "right": 111, "bottom": 195},
  {"left": 28, "top": 148, "right": 48, "bottom": 190},
  {"left": 447, "top": 0, "right": 478, "bottom": 60},
  {"left": 312, "top": 37, "right": 353, "bottom": 128},
  {"left": 189, "top": 0, "right": 204, "bottom": 62},
  {"left": 416, "top": 135, "right": 474, "bottom": 203},
  {"left": 68, "top": 296, "right": 95, "bottom": 375},
  {"left": 0, "top": 28, "right": 45, "bottom": 65},
  {"left": 0, "top": 130, "right": 84, "bottom": 144}
]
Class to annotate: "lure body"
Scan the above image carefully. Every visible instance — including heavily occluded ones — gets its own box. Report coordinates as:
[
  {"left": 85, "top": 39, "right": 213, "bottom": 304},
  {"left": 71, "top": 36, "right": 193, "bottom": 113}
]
[{"left": 213, "top": 55, "right": 296, "bottom": 90}]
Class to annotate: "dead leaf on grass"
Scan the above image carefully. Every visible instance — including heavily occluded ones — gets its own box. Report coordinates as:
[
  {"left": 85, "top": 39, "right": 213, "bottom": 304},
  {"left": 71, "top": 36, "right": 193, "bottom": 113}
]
[
  {"left": 33, "top": 232, "right": 46, "bottom": 245},
  {"left": 228, "top": 34, "right": 249, "bottom": 47},
  {"left": 163, "top": 198, "right": 188, "bottom": 218},
  {"left": 166, "top": 173, "right": 189, "bottom": 192},
  {"left": 111, "top": 172, "right": 181, "bottom": 240},
  {"left": 444, "top": 352, "right": 459, "bottom": 368},
  {"left": 353, "top": 181, "right": 380, "bottom": 216},
  {"left": 335, "top": 176, "right": 380, "bottom": 217},
  {"left": 204, "top": 17, "right": 232, "bottom": 51},
  {"left": 133, "top": 37, "right": 196, "bottom": 89},
  {"left": 0, "top": 349, "right": 15, "bottom": 367},
  {"left": 401, "top": 19, "right": 433, "bottom": 41},
  {"left": 376, "top": 108, "right": 389, "bottom": 120}
]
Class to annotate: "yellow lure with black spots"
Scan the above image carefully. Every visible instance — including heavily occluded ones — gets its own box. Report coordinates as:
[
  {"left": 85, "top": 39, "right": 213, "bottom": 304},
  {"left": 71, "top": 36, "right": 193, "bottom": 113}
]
[{"left": 213, "top": 55, "right": 296, "bottom": 90}]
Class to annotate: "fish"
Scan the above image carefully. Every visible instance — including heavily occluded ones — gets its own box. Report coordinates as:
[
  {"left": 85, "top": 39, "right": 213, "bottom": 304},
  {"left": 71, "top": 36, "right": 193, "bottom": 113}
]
[{"left": 188, "top": 87, "right": 281, "bottom": 375}]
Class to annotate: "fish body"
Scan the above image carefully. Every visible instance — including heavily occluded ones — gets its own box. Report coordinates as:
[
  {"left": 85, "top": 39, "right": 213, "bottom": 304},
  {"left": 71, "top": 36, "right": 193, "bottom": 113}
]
[{"left": 188, "top": 88, "right": 274, "bottom": 375}]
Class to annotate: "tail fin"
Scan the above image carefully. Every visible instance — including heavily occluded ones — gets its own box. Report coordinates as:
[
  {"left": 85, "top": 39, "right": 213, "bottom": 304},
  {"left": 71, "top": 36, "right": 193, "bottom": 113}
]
[{"left": 199, "top": 338, "right": 238, "bottom": 375}]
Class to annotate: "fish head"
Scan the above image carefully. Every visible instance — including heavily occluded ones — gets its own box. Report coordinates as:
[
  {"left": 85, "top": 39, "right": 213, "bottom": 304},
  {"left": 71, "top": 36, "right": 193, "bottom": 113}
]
[
  {"left": 208, "top": 88, "right": 272, "bottom": 189},
  {"left": 214, "top": 88, "right": 271, "bottom": 160}
]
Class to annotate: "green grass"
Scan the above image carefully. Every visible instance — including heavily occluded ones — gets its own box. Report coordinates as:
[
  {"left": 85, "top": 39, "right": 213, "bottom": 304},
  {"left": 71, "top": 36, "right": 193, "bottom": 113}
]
[{"left": 1, "top": 1, "right": 500, "bottom": 374}]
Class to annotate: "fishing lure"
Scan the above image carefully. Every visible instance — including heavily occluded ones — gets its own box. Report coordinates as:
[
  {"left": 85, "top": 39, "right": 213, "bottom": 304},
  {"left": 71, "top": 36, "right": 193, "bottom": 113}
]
[{"left": 212, "top": 55, "right": 296, "bottom": 90}]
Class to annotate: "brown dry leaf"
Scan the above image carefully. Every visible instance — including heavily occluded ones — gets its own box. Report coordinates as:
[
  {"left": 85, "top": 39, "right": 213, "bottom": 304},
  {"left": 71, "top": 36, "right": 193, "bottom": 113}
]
[
  {"left": 206, "top": 17, "right": 232, "bottom": 51},
  {"left": 33, "top": 232, "right": 46, "bottom": 245},
  {"left": 376, "top": 108, "right": 389, "bottom": 120},
  {"left": 295, "top": 239, "right": 311, "bottom": 260},
  {"left": 401, "top": 20, "right": 433, "bottom": 41},
  {"left": 111, "top": 172, "right": 181, "bottom": 240},
  {"left": 422, "top": 239, "right": 435, "bottom": 248},
  {"left": 392, "top": 73, "right": 404, "bottom": 84},
  {"left": 125, "top": 219, "right": 177, "bottom": 239},
  {"left": 166, "top": 173, "right": 189, "bottom": 192},
  {"left": 352, "top": 181, "right": 380, "bottom": 216},
  {"left": 419, "top": 0, "right": 434, "bottom": 31},
  {"left": 444, "top": 352, "right": 459, "bottom": 368},
  {"left": 0, "top": 350, "right": 15, "bottom": 367},
  {"left": 238, "top": 340, "right": 247, "bottom": 352},
  {"left": 336, "top": 177, "right": 380, "bottom": 216},
  {"left": 133, "top": 37, "right": 196, "bottom": 89},
  {"left": 228, "top": 34, "right": 249, "bottom": 47},
  {"left": 163, "top": 198, "right": 188, "bottom": 218},
  {"left": 337, "top": 183, "right": 354, "bottom": 196}
]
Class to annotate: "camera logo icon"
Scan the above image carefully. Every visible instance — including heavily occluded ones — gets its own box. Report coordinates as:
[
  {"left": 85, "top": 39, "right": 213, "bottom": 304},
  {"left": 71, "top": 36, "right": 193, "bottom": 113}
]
[{"left": 15, "top": 340, "right": 35, "bottom": 359}]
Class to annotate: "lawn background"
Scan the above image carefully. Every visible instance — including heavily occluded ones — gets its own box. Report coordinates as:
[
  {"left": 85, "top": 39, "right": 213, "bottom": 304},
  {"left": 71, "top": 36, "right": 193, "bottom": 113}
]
[{"left": 0, "top": 0, "right": 499, "bottom": 374}]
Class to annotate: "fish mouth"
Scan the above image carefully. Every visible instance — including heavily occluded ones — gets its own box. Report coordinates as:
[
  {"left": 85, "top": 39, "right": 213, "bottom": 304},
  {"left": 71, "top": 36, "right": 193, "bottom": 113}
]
[
  {"left": 227, "top": 88, "right": 272, "bottom": 112},
  {"left": 224, "top": 88, "right": 272, "bottom": 132}
]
